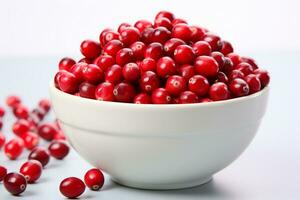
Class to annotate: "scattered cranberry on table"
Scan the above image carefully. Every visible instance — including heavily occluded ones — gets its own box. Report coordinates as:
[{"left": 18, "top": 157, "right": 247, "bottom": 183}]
[
  {"left": 3, "top": 173, "right": 27, "bottom": 195},
  {"left": 48, "top": 140, "right": 70, "bottom": 160},
  {"left": 84, "top": 168, "right": 105, "bottom": 191},
  {"left": 0, "top": 165, "right": 7, "bottom": 182},
  {"left": 19, "top": 160, "right": 43, "bottom": 183},
  {"left": 28, "top": 147, "right": 50, "bottom": 167},
  {"left": 60, "top": 177, "right": 86, "bottom": 198},
  {"left": 4, "top": 138, "right": 24, "bottom": 160}
]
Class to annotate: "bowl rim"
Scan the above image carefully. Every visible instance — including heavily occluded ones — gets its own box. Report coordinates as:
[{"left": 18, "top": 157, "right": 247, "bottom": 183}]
[{"left": 49, "top": 82, "right": 269, "bottom": 110}]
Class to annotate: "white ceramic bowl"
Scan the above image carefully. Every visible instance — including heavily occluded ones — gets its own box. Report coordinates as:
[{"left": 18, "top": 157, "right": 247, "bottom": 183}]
[{"left": 49, "top": 83, "right": 269, "bottom": 190}]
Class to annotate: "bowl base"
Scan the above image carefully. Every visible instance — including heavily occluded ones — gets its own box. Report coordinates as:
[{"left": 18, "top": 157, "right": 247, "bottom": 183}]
[{"left": 112, "top": 176, "right": 212, "bottom": 190}]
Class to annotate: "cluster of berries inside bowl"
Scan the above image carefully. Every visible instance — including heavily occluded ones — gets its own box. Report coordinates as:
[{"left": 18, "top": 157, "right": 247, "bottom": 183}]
[{"left": 55, "top": 10, "right": 270, "bottom": 104}]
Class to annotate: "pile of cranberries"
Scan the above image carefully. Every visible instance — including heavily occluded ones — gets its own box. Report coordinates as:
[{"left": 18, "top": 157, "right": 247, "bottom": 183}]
[
  {"left": 0, "top": 95, "right": 105, "bottom": 198},
  {"left": 55, "top": 11, "right": 270, "bottom": 104}
]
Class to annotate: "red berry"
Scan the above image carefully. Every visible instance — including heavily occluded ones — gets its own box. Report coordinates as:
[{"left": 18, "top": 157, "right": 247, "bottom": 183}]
[
  {"left": 151, "top": 27, "right": 171, "bottom": 44},
  {"left": 117, "top": 23, "right": 131, "bottom": 33},
  {"left": 21, "top": 131, "right": 39, "bottom": 150},
  {"left": 156, "top": 56, "right": 177, "bottom": 78},
  {"left": 234, "top": 62, "right": 253, "bottom": 76},
  {"left": 210, "top": 51, "right": 225, "bottom": 68},
  {"left": 133, "top": 93, "right": 152, "bottom": 104},
  {"left": 0, "top": 133, "right": 5, "bottom": 149},
  {"left": 245, "top": 74, "right": 261, "bottom": 94},
  {"left": 194, "top": 56, "right": 219, "bottom": 78},
  {"left": 99, "top": 30, "right": 119, "bottom": 47},
  {"left": 155, "top": 11, "right": 175, "bottom": 22},
  {"left": 229, "top": 78, "right": 250, "bottom": 97},
  {"left": 84, "top": 168, "right": 105, "bottom": 191},
  {"left": 0, "top": 165, "right": 7, "bottom": 182},
  {"left": 13, "top": 119, "right": 30, "bottom": 137},
  {"left": 70, "top": 63, "right": 87, "bottom": 82},
  {"left": 116, "top": 48, "right": 135, "bottom": 66},
  {"left": 178, "top": 64, "right": 195, "bottom": 81},
  {"left": 38, "top": 123, "right": 58, "bottom": 141},
  {"left": 4, "top": 138, "right": 24, "bottom": 160},
  {"left": 220, "top": 41, "right": 234, "bottom": 55},
  {"left": 139, "top": 71, "right": 160, "bottom": 93},
  {"left": 60, "top": 177, "right": 85, "bottom": 199},
  {"left": 242, "top": 57, "right": 258, "bottom": 70},
  {"left": 113, "top": 83, "right": 136, "bottom": 103},
  {"left": 216, "top": 72, "right": 229, "bottom": 84},
  {"left": 105, "top": 64, "right": 123, "bottom": 84},
  {"left": 254, "top": 69, "right": 270, "bottom": 88},
  {"left": 140, "top": 58, "right": 156, "bottom": 72},
  {"left": 38, "top": 99, "right": 51, "bottom": 113},
  {"left": 179, "top": 91, "right": 198, "bottom": 104},
  {"left": 120, "top": 27, "right": 140, "bottom": 46},
  {"left": 56, "top": 70, "right": 80, "bottom": 94},
  {"left": 192, "top": 41, "right": 212, "bottom": 56},
  {"left": 154, "top": 17, "right": 173, "bottom": 31},
  {"left": 80, "top": 40, "right": 101, "bottom": 59},
  {"left": 164, "top": 38, "right": 185, "bottom": 56},
  {"left": 6, "top": 95, "right": 21, "bottom": 108},
  {"left": 28, "top": 147, "right": 50, "bottom": 167},
  {"left": 95, "top": 55, "right": 115, "bottom": 71},
  {"left": 174, "top": 45, "right": 195, "bottom": 64},
  {"left": 134, "top": 20, "right": 153, "bottom": 32},
  {"left": 202, "top": 33, "right": 222, "bottom": 51},
  {"left": 130, "top": 41, "right": 146, "bottom": 60},
  {"left": 209, "top": 82, "right": 230, "bottom": 101},
  {"left": 227, "top": 53, "right": 242, "bottom": 66},
  {"left": 95, "top": 82, "right": 115, "bottom": 101},
  {"left": 122, "top": 63, "right": 140, "bottom": 82},
  {"left": 171, "top": 23, "right": 192, "bottom": 42},
  {"left": 103, "top": 40, "right": 123, "bottom": 57},
  {"left": 3, "top": 173, "right": 27, "bottom": 195},
  {"left": 141, "top": 27, "right": 154, "bottom": 44},
  {"left": 59, "top": 57, "right": 76, "bottom": 71},
  {"left": 188, "top": 75, "right": 209, "bottom": 96},
  {"left": 20, "top": 160, "right": 42, "bottom": 183},
  {"left": 13, "top": 105, "right": 29, "bottom": 119},
  {"left": 79, "top": 82, "right": 96, "bottom": 99},
  {"left": 228, "top": 69, "right": 245, "bottom": 81},
  {"left": 190, "top": 26, "right": 205, "bottom": 42},
  {"left": 152, "top": 88, "right": 172, "bottom": 104},
  {"left": 144, "top": 42, "right": 164, "bottom": 60},
  {"left": 165, "top": 75, "right": 187, "bottom": 96},
  {"left": 48, "top": 140, "right": 69, "bottom": 160},
  {"left": 82, "top": 64, "right": 104, "bottom": 84}
]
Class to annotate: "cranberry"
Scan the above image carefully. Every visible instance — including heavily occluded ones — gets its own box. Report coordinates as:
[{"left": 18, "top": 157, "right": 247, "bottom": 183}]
[
  {"left": 113, "top": 83, "right": 136, "bottom": 103},
  {"left": 174, "top": 44, "right": 195, "bottom": 64},
  {"left": 172, "top": 18, "right": 187, "bottom": 25},
  {"left": 134, "top": 20, "right": 153, "bottom": 32},
  {"left": 38, "top": 99, "right": 51, "bottom": 113},
  {"left": 192, "top": 41, "right": 212, "bottom": 56},
  {"left": 156, "top": 56, "right": 177, "bottom": 78},
  {"left": 118, "top": 23, "right": 131, "bottom": 33},
  {"left": 0, "top": 165, "right": 7, "bottom": 182},
  {"left": 122, "top": 63, "right": 140, "bottom": 82},
  {"left": 84, "top": 168, "right": 105, "bottom": 191},
  {"left": 245, "top": 74, "right": 261, "bottom": 94},
  {"left": 79, "top": 82, "right": 96, "bottom": 99},
  {"left": 70, "top": 63, "right": 86, "bottom": 82},
  {"left": 13, "top": 105, "right": 29, "bottom": 119},
  {"left": 6, "top": 95, "right": 21, "bottom": 108},
  {"left": 220, "top": 41, "right": 234, "bottom": 55},
  {"left": 58, "top": 57, "right": 76, "bottom": 71},
  {"left": 152, "top": 88, "right": 172, "bottom": 104},
  {"left": 56, "top": 70, "right": 80, "bottom": 94},
  {"left": 139, "top": 71, "right": 160, "bottom": 93},
  {"left": 103, "top": 40, "right": 123, "bottom": 57},
  {"left": 95, "top": 55, "right": 115, "bottom": 71},
  {"left": 234, "top": 62, "right": 253, "bottom": 76},
  {"left": 172, "top": 23, "right": 192, "bottom": 42},
  {"left": 141, "top": 27, "right": 154, "bottom": 44},
  {"left": 48, "top": 140, "right": 69, "bottom": 160},
  {"left": 254, "top": 69, "right": 270, "bottom": 88},
  {"left": 216, "top": 72, "right": 229, "bottom": 84},
  {"left": 116, "top": 48, "right": 135, "bottom": 66},
  {"left": 242, "top": 57, "right": 258, "bottom": 70},
  {"left": 95, "top": 82, "right": 115, "bottom": 101},
  {"left": 194, "top": 56, "right": 219, "bottom": 78},
  {"left": 4, "top": 138, "right": 24, "bottom": 160},
  {"left": 179, "top": 91, "right": 198, "bottom": 104},
  {"left": 13, "top": 119, "right": 30, "bottom": 137},
  {"left": 209, "top": 82, "right": 230, "bottom": 101},
  {"left": 130, "top": 41, "right": 146, "bottom": 60},
  {"left": 164, "top": 38, "right": 185, "bottom": 56},
  {"left": 228, "top": 69, "right": 245, "bottom": 80},
  {"left": 82, "top": 64, "right": 104, "bottom": 84},
  {"left": 20, "top": 160, "right": 42, "bottom": 183},
  {"left": 202, "top": 33, "right": 222, "bottom": 51},
  {"left": 120, "top": 27, "right": 140, "bottom": 46},
  {"left": 28, "top": 147, "right": 50, "bottom": 167},
  {"left": 190, "top": 26, "right": 205, "bottom": 42},
  {"left": 80, "top": 40, "right": 101, "bottom": 59},
  {"left": 151, "top": 27, "right": 171, "bottom": 44},
  {"left": 179, "top": 64, "right": 195, "bottom": 80},
  {"left": 199, "top": 98, "right": 213, "bottom": 103},
  {"left": 155, "top": 17, "right": 172, "bottom": 30},
  {"left": 188, "top": 75, "right": 209, "bottom": 96},
  {"left": 144, "top": 42, "right": 164, "bottom": 60},
  {"left": 3, "top": 173, "right": 27, "bottom": 195},
  {"left": 155, "top": 11, "right": 175, "bottom": 22},
  {"left": 0, "top": 133, "right": 5, "bottom": 149},
  {"left": 105, "top": 64, "right": 123, "bottom": 84},
  {"left": 229, "top": 78, "right": 250, "bottom": 97},
  {"left": 38, "top": 123, "right": 58, "bottom": 141},
  {"left": 165, "top": 75, "right": 187, "bottom": 96},
  {"left": 210, "top": 51, "right": 225, "bottom": 68},
  {"left": 60, "top": 177, "right": 86, "bottom": 198},
  {"left": 99, "top": 30, "right": 119, "bottom": 47},
  {"left": 21, "top": 131, "right": 39, "bottom": 150},
  {"left": 140, "top": 58, "right": 156, "bottom": 72},
  {"left": 133, "top": 93, "right": 152, "bottom": 104},
  {"left": 221, "top": 57, "right": 234, "bottom": 74},
  {"left": 227, "top": 53, "right": 242, "bottom": 66}
]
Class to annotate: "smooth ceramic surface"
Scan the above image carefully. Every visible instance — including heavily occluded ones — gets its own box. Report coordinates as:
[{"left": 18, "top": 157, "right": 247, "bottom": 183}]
[{"left": 49, "top": 84, "right": 269, "bottom": 190}]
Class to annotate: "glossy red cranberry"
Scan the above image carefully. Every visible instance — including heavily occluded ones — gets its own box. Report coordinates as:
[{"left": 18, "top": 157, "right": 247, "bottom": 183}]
[
  {"left": 69, "top": 63, "right": 86, "bottom": 82},
  {"left": 13, "top": 105, "right": 29, "bottom": 119},
  {"left": 220, "top": 41, "right": 234, "bottom": 55},
  {"left": 172, "top": 23, "right": 192, "bottom": 42},
  {"left": 152, "top": 88, "right": 172, "bottom": 104},
  {"left": 228, "top": 69, "right": 245, "bottom": 81},
  {"left": 209, "top": 82, "right": 230, "bottom": 101},
  {"left": 190, "top": 26, "right": 205, "bottom": 42},
  {"left": 0, "top": 165, "right": 7, "bottom": 182},
  {"left": 192, "top": 41, "right": 212, "bottom": 56},
  {"left": 174, "top": 44, "right": 195, "bottom": 64},
  {"left": 60, "top": 177, "right": 85, "bottom": 198},
  {"left": 141, "top": 27, "right": 154, "bottom": 44},
  {"left": 242, "top": 57, "right": 258, "bottom": 70},
  {"left": 155, "top": 11, "right": 175, "bottom": 22},
  {"left": 221, "top": 57, "right": 234, "bottom": 74},
  {"left": 48, "top": 140, "right": 69, "bottom": 160},
  {"left": 103, "top": 40, "right": 123, "bottom": 57},
  {"left": 172, "top": 18, "right": 187, "bottom": 25},
  {"left": 84, "top": 168, "right": 105, "bottom": 191},
  {"left": 99, "top": 30, "right": 119, "bottom": 47},
  {"left": 95, "top": 55, "right": 115, "bottom": 71},
  {"left": 21, "top": 131, "right": 39, "bottom": 150},
  {"left": 105, "top": 64, "right": 123, "bottom": 84},
  {"left": 28, "top": 147, "right": 50, "bottom": 167},
  {"left": 38, "top": 123, "right": 56, "bottom": 141},
  {"left": 3, "top": 173, "right": 27, "bottom": 195},
  {"left": 79, "top": 82, "right": 96, "bottom": 99},
  {"left": 82, "top": 64, "right": 104, "bottom": 84},
  {"left": 155, "top": 17, "right": 172, "bottom": 30},
  {"left": 188, "top": 75, "right": 209, "bottom": 96},
  {"left": 133, "top": 93, "right": 152, "bottom": 104},
  {"left": 113, "top": 83, "right": 136, "bottom": 103},
  {"left": 56, "top": 70, "right": 80, "bottom": 94},
  {"left": 0, "top": 133, "right": 5, "bottom": 149},
  {"left": 229, "top": 78, "right": 250, "bottom": 97},
  {"left": 179, "top": 64, "right": 195, "bottom": 81},
  {"left": 38, "top": 99, "right": 51, "bottom": 113},
  {"left": 95, "top": 82, "right": 115, "bottom": 101},
  {"left": 58, "top": 57, "right": 76, "bottom": 71},
  {"left": 80, "top": 40, "right": 101, "bottom": 59},
  {"left": 6, "top": 95, "right": 21, "bottom": 108},
  {"left": 216, "top": 72, "right": 229, "bottom": 84},
  {"left": 156, "top": 56, "right": 177, "bottom": 78},
  {"left": 118, "top": 23, "right": 131, "bottom": 33},
  {"left": 130, "top": 41, "right": 146, "bottom": 60},
  {"left": 194, "top": 56, "right": 219, "bottom": 78},
  {"left": 134, "top": 20, "right": 153, "bottom": 32},
  {"left": 210, "top": 51, "right": 225, "bottom": 68},
  {"left": 139, "top": 58, "right": 156, "bottom": 72},
  {"left": 151, "top": 27, "right": 171, "bottom": 44},
  {"left": 122, "top": 63, "right": 140, "bottom": 82},
  {"left": 234, "top": 62, "right": 253, "bottom": 76},
  {"left": 120, "top": 27, "right": 140, "bottom": 46},
  {"left": 179, "top": 91, "right": 198, "bottom": 104},
  {"left": 227, "top": 53, "right": 242, "bottom": 66},
  {"left": 20, "top": 160, "right": 42, "bottom": 183},
  {"left": 116, "top": 48, "right": 135, "bottom": 66},
  {"left": 245, "top": 74, "right": 261, "bottom": 94},
  {"left": 144, "top": 42, "right": 164, "bottom": 60},
  {"left": 139, "top": 71, "right": 160, "bottom": 93},
  {"left": 164, "top": 38, "right": 185, "bottom": 56},
  {"left": 254, "top": 69, "right": 270, "bottom": 88},
  {"left": 199, "top": 98, "right": 213, "bottom": 103},
  {"left": 4, "top": 138, "right": 24, "bottom": 160},
  {"left": 13, "top": 119, "right": 30, "bottom": 136},
  {"left": 202, "top": 33, "right": 222, "bottom": 51}
]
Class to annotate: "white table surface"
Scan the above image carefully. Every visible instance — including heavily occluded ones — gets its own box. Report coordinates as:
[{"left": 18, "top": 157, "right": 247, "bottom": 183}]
[{"left": 0, "top": 52, "right": 299, "bottom": 199}]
